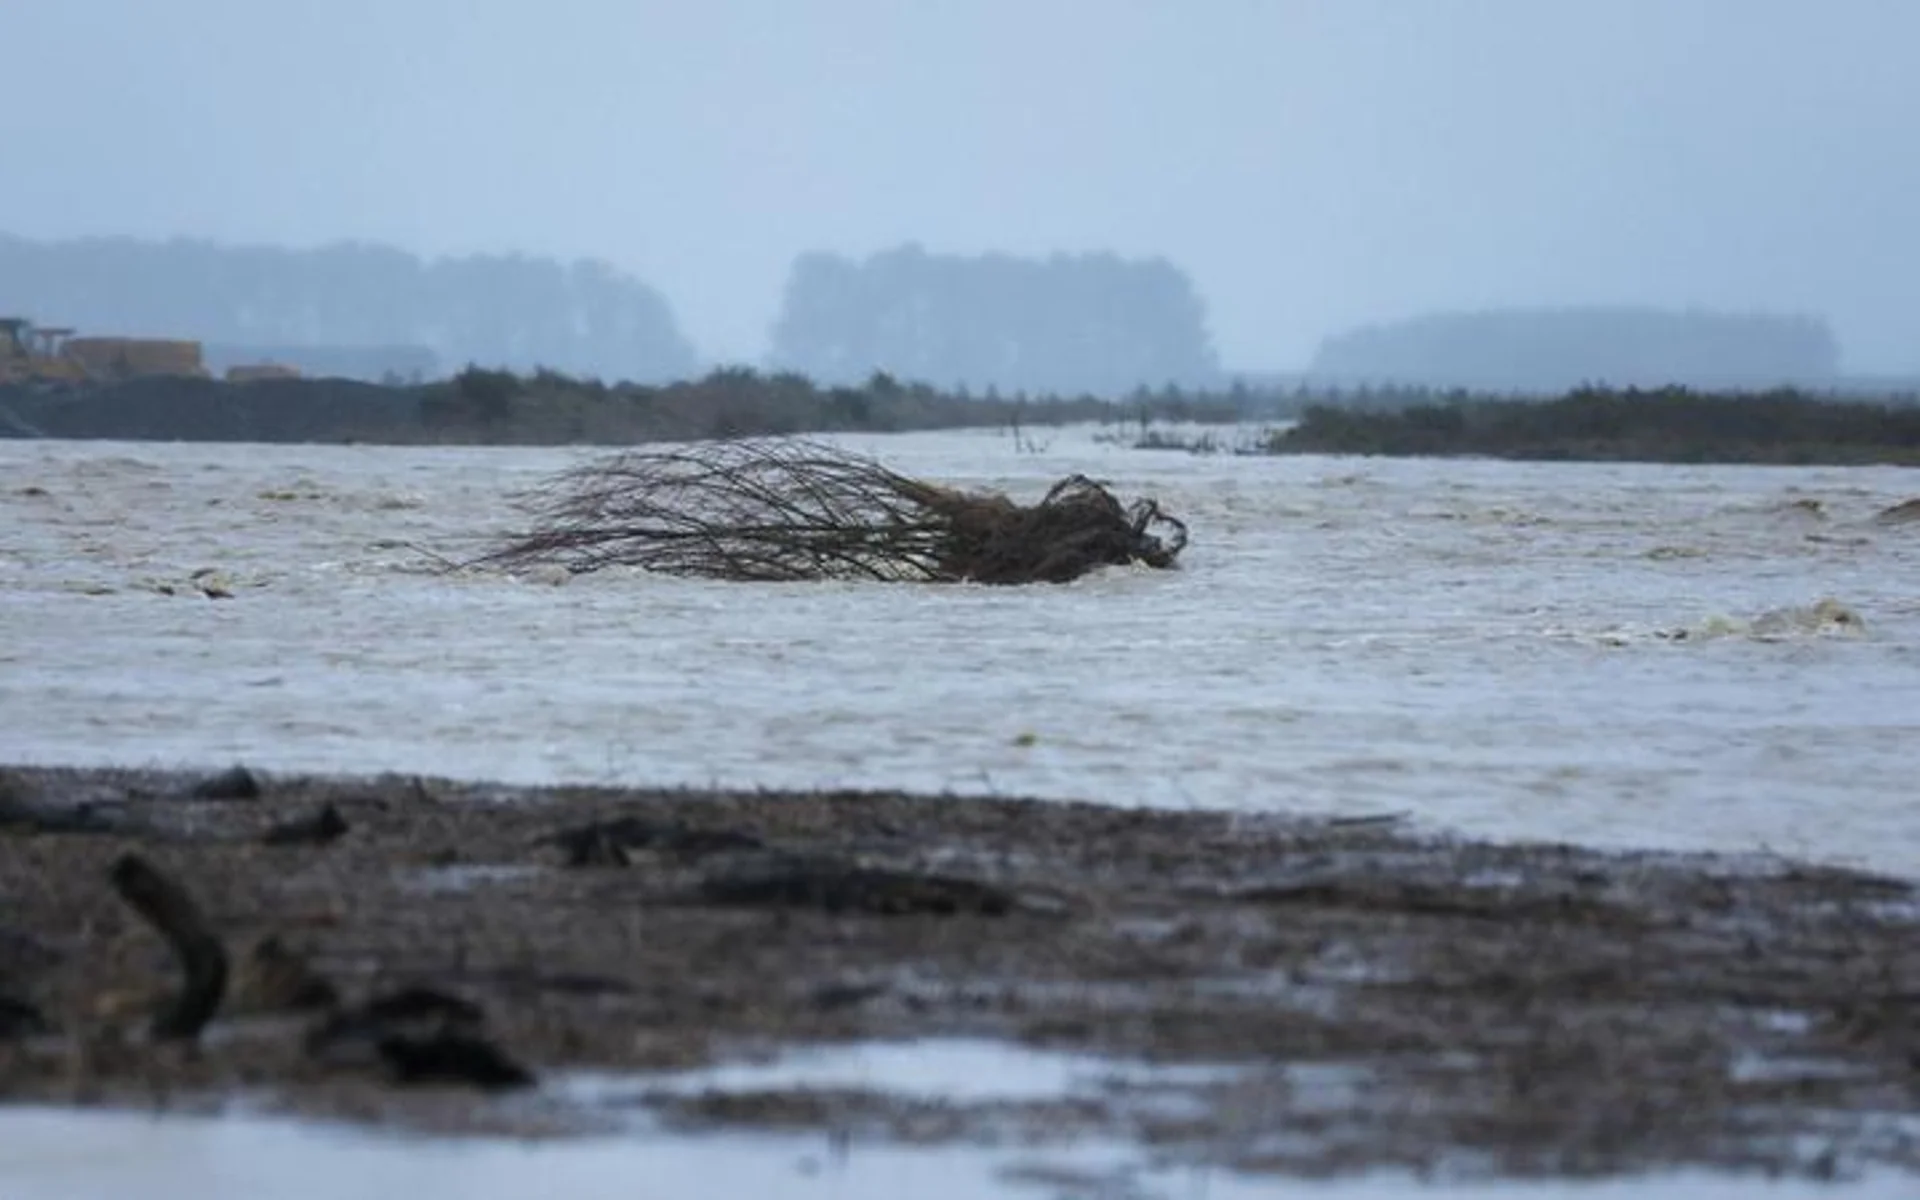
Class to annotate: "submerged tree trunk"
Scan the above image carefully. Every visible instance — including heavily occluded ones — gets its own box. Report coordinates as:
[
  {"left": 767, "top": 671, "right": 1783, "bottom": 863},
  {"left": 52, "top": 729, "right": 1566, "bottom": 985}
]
[{"left": 466, "top": 438, "right": 1187, "bottom": 585}]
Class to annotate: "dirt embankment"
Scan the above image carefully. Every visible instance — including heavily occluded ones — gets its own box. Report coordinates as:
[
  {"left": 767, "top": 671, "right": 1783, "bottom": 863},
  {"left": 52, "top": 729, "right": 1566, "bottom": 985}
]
[{"left": 2, "top": 763, "right": 1917, "bottom": 1182}]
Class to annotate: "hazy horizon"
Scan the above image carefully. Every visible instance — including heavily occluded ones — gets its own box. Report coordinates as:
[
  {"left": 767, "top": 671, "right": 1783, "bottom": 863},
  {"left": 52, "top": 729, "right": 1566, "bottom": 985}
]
[{"left": 5, "top": 0, "right": 1916, "bottom": 373}]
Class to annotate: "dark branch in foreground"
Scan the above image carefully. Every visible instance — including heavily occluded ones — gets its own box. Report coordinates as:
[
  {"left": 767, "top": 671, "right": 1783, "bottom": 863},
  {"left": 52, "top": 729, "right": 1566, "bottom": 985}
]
[{"left": 109, "top": 854, "right": 228, "bottom": 1041}]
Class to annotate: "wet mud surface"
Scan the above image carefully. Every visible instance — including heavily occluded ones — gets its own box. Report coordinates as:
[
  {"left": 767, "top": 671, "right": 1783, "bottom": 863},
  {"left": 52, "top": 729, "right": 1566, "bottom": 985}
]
[{"left": 3, "top": 763, "right": 1918, "bottom": 1182}]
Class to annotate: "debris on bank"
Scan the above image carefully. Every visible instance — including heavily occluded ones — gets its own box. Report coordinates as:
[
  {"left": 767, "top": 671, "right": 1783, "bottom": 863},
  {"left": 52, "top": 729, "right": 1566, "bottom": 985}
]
[
  {"left": 467, "top": 438, "right": 1187, "bottom": 584},
  {"left": 6, "top": 762, "right": 1919, "bottom": 1180}
]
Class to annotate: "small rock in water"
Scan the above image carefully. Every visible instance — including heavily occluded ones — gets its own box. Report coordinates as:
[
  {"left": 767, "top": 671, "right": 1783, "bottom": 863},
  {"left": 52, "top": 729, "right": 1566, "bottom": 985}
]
[{"left": 190, "top": 568, "right": 235, "bottom": 599}]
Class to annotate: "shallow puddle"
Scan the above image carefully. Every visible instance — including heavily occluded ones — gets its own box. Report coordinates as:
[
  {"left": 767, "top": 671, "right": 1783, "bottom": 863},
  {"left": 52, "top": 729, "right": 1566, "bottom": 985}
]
[
  {"left": 561, "top": 1037, "right": 1246, "bottom": 1108},
  {"left": 0, "top": 1107, "right": 1911, "bottom": 1200},
  {"left": 5, "top": 1038, "right": 1911, "bottom": 1197}
]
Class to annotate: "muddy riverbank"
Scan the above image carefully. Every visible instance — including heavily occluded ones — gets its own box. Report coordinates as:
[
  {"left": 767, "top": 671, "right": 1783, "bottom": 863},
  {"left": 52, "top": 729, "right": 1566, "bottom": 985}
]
[{"left": 2, "top": 763, "right": 1917, "bottom": 1182}]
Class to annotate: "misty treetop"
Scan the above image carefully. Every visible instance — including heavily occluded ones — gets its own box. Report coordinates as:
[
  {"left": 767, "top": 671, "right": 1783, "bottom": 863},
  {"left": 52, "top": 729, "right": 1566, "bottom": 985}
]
[
  {"left": 769, "top": 243, "right": 1221, "bottom": 397},
  {"left": 0, "top": 233, "right": 700, "bottom": 383},
  {"left": 1310, "top": 306, "right": 1843, "bottom": 392}
]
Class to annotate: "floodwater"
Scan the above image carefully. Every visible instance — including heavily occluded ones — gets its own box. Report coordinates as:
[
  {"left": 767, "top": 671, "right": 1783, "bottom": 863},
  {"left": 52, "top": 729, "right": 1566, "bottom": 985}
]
[
  {"left": 5, "top": 1041, "right": 1917, "bottom": 1199},
  {"left": 12, "top": 1107, "right": 1914, "bottom": 1200},
  {"left": 4, "top": 424, "right": 1917, "bottom": 871},
  {"left": 4, "top": 424, "right": 1919, "bottom": 1195}
]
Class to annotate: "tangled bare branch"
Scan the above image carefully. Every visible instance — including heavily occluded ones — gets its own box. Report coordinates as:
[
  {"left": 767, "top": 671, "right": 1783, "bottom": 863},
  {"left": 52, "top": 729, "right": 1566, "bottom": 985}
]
[{"left": 466, "top": 438, "right": 1187, "bottom": 585}]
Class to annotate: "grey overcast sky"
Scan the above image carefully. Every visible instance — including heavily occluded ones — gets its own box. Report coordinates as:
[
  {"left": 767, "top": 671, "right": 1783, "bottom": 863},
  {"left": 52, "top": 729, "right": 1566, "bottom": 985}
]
[{"left": 3, "top": 0, "right": 1915, "bottom": 372}]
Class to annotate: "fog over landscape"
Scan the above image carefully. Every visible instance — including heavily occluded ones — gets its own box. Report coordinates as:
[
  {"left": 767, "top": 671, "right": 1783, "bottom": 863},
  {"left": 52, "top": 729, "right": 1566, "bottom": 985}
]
[
  {"left": 3, "top": 0, "right": 1917, "bottom": 385},
  {"left": 13, "top": 5, "right": 1920, "bottom": 1189}
]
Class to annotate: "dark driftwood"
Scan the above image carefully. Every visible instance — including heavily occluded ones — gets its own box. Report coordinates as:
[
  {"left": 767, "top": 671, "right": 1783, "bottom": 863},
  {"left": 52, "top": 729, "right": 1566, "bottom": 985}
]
[
  {"left": 305, "top": 986, "right": 535, "bottom": 1090},
  {"left": 541, "top": 815, "right": 764, "bottom": 867},
  {"left": 467, "top": 438, "right": 1187, "bottom": 585},
  {"left": 699, "top": 853, "right": 1018, "bottom": 916},
  {"left": 0, "top": 994, "right": 51, "bottom": 1039},
  {"left": 261, "top": 803, "right": 350, "bottom": 846},
  {"left": 1, "top": 770, "right": 132, "bottom": 835},
  {"left": 109, "top": 854, "right": 229, "bottom": 1040}
]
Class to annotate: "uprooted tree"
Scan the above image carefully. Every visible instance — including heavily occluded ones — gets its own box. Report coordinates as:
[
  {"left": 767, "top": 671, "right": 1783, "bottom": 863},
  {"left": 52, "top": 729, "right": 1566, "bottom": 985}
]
[{"left": 466, "top": 438, "right": 1187, "bottom": 584}]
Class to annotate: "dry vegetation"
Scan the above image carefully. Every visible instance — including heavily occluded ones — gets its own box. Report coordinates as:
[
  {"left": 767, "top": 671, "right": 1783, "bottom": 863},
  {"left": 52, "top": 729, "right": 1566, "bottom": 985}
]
[{"left": 466, "top": 438, "right": 1188, "bottom": 585}]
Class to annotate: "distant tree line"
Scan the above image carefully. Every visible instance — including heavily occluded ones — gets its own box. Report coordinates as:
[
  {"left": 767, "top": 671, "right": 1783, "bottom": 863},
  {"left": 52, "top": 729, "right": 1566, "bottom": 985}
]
[
  {"left": 9, "top": 361, "right": 1917, "bottom": 460},
  {"left": 0, "top": 234, "right": 699, "bottom": 384},
  {"left": 1310, "top": 306, "right": 1844, "bottom": 392},
  {"left": 1269, "top": 385, "right": 1920, "bottom": 465},
  {"left": 768, "top": 243, "right": 1221, "bottom": 397},
  {"left": 0, "top": 365, "right": 1240, "bottom": 445}
]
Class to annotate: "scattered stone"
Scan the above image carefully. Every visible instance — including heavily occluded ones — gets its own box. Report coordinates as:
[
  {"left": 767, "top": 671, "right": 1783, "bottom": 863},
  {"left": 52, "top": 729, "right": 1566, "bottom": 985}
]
[
  {"left": 810, "top": 981, "right": 889, "bottom": 1011},
  {"left": 306, "top": 986, "right": 533, "bottom": 1091},
  {"left": 191, "top": 765, "right": 263, "bottom": 801},
  {"left": 365, "top": 1028, "right": 536, "bottom": 1090},
  {"left": 261, "top": 803, "right": 350, "bottom": 846}
]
